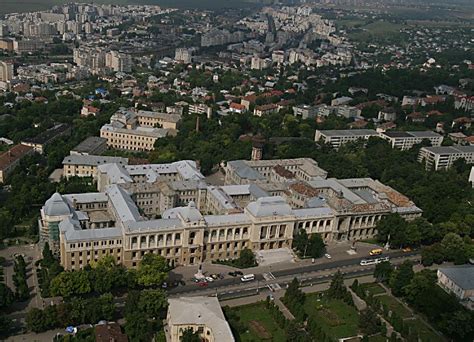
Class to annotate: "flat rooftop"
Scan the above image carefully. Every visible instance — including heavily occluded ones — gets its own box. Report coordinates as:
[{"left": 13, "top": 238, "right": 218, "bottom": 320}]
[
  {"left": 318, "top": 129, "right": 378, "bottom": 137},
  {"left": 72, "top": 136, "right": 107, "bottom": 154}
]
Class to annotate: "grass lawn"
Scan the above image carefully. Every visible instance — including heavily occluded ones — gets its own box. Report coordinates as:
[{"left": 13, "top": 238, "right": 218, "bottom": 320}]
[
  {"left": 359, "top": 283, "right": 386, "bottom": 296},
  {"left": 378, "top": 295, "right": 412, "bottom": 319},
  {"left": 304, "top": 293, "right": 360, "bottom": 339},
  {"left": 228, "top": 302, "right": 287, "bottom": 342},
  {"left": 404, "top": 318, "right": 445, "bottom": 342},
  {"left": 348, "top": 20, "right": 406, "bottom": 42}
]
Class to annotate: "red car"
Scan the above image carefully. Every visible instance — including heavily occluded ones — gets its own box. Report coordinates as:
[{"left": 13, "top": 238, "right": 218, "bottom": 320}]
[{"left": 198, "top": 282, "right": 208, "bottom": 287}]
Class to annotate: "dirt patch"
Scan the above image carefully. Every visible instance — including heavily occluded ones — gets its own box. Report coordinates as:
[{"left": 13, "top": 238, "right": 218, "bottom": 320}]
[{"left": 249, "top": 320, "right": 272, "bottom": 340}]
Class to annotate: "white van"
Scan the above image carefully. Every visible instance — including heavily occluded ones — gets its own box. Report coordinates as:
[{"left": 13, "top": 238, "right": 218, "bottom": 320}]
[{"left": 240, "top": 274, "right": 255, "bottom": 282}]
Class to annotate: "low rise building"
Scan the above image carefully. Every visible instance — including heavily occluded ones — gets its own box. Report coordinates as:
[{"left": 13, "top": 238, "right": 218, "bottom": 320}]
[
  {"left": 314, "top": 129, "right": 378, "bottom": 149},
  {"left": 62, "top": 154, "right": 129, "bottom": 179},
  {"left": 71, "top": 137, "right": 108, "bottom": 156},
  {"left": 379, "top": 131, "right": 443, "bottom": 150},
  {"left": 167, "top": 297, "right": 234, "bottom": 342},
  {"left": 0, "top": 144, "right": 35, "bottom": 183},
  {"left": 418, "top": 146, "right": 474, "bottom": 170},
  {"left": 254, "top": 103, "right": 278, "bottom": 117},
  {"left": 437, "top": 265, "right": 474, "bottom": 310},
  {"left": 21, "top": 123, "right": 71, "bottom": 154},
  {"left": 293, "top": 105, "right": 317, "bottom": 119},
  {"left": 100, "top": 108, "right": 179, "bottom": 151}
]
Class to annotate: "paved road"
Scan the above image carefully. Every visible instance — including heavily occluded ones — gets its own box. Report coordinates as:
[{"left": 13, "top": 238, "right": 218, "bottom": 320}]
[{"left": 166, "top": 250, "right": 418, "bottom": 296}]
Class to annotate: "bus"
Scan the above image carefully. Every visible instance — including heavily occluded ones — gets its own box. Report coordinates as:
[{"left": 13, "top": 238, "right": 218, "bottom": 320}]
[
  {"left": 369, "top": 248, "right": 383, "bottom": 256},
  {"left": 360, "top": 256, "right": 390, "bottom": 266},
  {"left": 241, "top": 274, "right": 255, "bottom": 282}
]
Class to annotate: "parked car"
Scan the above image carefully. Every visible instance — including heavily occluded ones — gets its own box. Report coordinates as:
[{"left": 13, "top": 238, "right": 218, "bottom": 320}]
[
  {"left": 324, "top": 253, "right": 332, "bottom": 259},
  {"left": 235, "top": 271, "right": 243, "bottom": 276},
  {"left": 211, "top": 274, "right": 219, "bottom": 280},
  {"left": 228, "top": 271, "right": 237, "bottom": 277},
  {"left": 197, "top": 281, "right": 208, "bottom": 287},
  {"left": 205, "top": 276, "right": 214, "bottom": 282},
  {"left": 161, "top": 282, "right": 168, "bottom": 289}
]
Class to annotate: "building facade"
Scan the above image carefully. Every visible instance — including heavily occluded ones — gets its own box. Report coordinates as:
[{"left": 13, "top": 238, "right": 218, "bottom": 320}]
[
  {"left": 380, "top": 131, "right": 443, "bottom": 150},
  {"left": 39, "top": 158, "right": 422, "bottom": 270},
  {"left": 100, "top": 108, "right": 179, "bottom": 151},
  {"left": 62, "top": 154, "right": 128, "bottom": 179},
  {"left": 314, "top": 129, "right": 378, "bottom": 149},
  {"left": 418, "top": 146, "right": 474, "bottom": 170}
]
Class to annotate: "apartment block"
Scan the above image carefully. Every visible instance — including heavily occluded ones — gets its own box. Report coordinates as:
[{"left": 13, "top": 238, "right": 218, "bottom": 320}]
[
  {"left": 314, "top": 129, "right": 378, "bottom": 148},
  {"left": 418, "top": 146, "right": 474, "bottom": 170},
  {"left": 380, "top": 131, "right": 443, "bottom": 150},
  {"left": 292, "top": 105, "right": 317, "bottom": 119}
]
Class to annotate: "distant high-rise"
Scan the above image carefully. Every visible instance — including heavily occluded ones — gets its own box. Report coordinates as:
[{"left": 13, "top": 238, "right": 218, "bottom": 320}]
[{"left": 0, "top": 61, "right": 14, "bottom": 82}]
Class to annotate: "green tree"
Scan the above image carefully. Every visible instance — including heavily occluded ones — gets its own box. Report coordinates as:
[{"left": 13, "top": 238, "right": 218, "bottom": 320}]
[
  {"left": 360, "top": 308, "right": 382, "bottom": 335},
  {"left": 282, "top": 278, "right": 306, "bottom": 320},
  {"left": 374, "top": 261, "right": 393, "bottom": 283},
  {"left": 421, "top": 243, "right": 445, "bottom": 266},
  {"left": 327, "top": 271, "right": 347, "bottom": 300},
  {"left": 180, "top": 327, "right": 200, "bottom": 342},
  {"left": 42, "top": 242, "right": 55, "bottom": 268},
  {"left": 307, "top": 233, "right": 326, "bottom": 258},
  {"left": 50, "top": 270, "right": 91, "bottom": 298},
  {"left": 26, "top": 308, "right": 52, "bottom": 333},
  {"left": 440, "top": 310, "right": 474, "bottom": 341},
  {"left": 124, "top": 312, "right": 153, "bottom": 342},
  {"left": 0, "top": 315, "right": 11, "bottom": 338},
  {"left": 235, "top": 248, "right": 256, "bottom": 268},
  {"left": 441, "top": 233, "right": 464, "bottom": 262},
  {"left": 0, "top": 283, "right": 14, "bottom": 309},
  {"left": 138, "top": 289, "right": 168, "bottom": 319},
  {"left": 376, "top": 214, "right": 408, "bottom": 248},
  {"left": 136, "top": 253, "right": 169, "bottom": 287},
  {"left": 389, "top": 260, "right": 414, "bottom": 297}
]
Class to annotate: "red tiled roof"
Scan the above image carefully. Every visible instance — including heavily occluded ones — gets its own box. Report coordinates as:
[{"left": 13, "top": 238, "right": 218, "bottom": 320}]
[{"left": 0, "top": 144, "right": 34, "bottom": 170}]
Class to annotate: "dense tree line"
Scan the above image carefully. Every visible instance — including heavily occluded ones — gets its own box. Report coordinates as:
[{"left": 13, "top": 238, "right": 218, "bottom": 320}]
[
  {"left": 13, "top": 255, "right": 29, "bottom": 301},
  {"left": 46, "top": 254, "right": 170, "bottom": 299},
  {"left": 26, "top": 293, "right": 115, "bottom": 333}
]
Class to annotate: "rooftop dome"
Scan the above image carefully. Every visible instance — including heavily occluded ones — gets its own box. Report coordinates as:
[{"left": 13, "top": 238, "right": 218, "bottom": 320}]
[{"left": 44, "top": 192, "right": 72, "bottom": 217}]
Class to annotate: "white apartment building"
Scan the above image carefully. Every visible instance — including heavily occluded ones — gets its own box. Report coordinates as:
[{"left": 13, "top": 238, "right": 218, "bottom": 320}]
[
  {"left": 314, "top": 129, "right": 379, "bottom": 149},
  {"left": 379, "top": 131, "right": 443, "bottom": 150},
  {"left": 293, "top": 105, "right": 317, "bottom": 119},
  {"left": 189, "top": 103, "right": 212, "bottom": 119},
  {"left": 418, "top": 146, "right": 474, "bottom": 170}
]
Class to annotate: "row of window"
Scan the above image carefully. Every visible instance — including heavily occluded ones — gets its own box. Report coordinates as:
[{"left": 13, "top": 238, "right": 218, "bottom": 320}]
[{"left": 69, "top": 239, "right": 122, "bottom": 249}]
